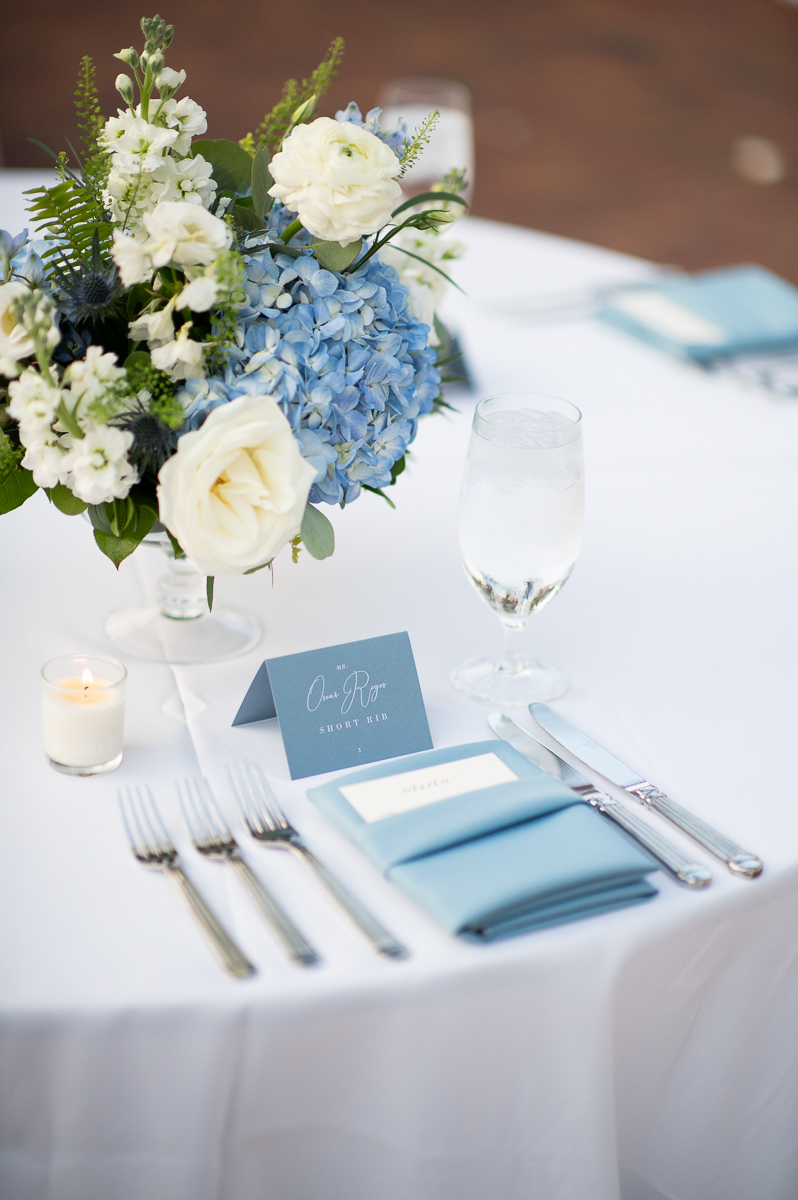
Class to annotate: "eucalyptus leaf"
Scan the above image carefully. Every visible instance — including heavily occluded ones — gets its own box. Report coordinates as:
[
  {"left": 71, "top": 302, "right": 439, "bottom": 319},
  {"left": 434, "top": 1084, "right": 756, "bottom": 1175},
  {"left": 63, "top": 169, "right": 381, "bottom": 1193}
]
[
  {"left": 190, "top": 139, "right": 253, "bottom": 194},
  {"left": 45, "top": 484, "right": 88, "bottom": 515},
  {"left": 251, "top": 148, "right": 274, "bottom": 221},
  {"left": 0, "top": 467, "right": 37, "bottom": 515},
  {"left": 300, "top": 502, "right": 335, "bottom": 560},
  {"left": 233, "top": 204, "right": 262, "bottom": 233},
  {"left": 310, "top": 237, "right": 362, "bottom": 271}
]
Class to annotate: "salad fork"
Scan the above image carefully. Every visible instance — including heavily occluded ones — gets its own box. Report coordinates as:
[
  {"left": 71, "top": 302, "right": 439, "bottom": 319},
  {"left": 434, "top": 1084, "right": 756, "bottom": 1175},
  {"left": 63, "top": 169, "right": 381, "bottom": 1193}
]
[
  {"left": 118, "top": 784, "right": 255, "bottom": 979},
  {"left": 178, "top": 777, "right": 320, "bottom": 966},
  {"left": 228, "top": 761, "right": 408, "bottom": 959}
]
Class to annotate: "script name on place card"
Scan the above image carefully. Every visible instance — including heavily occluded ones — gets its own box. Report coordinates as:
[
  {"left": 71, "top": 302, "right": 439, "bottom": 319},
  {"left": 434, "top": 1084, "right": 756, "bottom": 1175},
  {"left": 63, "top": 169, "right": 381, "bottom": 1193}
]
[{"left": 232, "top": 632, "right": 433, "bottom": 779}]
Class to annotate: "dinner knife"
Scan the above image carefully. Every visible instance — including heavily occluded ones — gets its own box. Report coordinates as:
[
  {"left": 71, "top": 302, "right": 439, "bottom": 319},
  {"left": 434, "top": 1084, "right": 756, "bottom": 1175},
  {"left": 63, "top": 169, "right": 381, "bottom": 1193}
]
[
  {"left": 528, "top": 704, "right": 763, "bottom": 878},
  {"left": 488, "top": 713, "right": 712, "bottom": 888}
]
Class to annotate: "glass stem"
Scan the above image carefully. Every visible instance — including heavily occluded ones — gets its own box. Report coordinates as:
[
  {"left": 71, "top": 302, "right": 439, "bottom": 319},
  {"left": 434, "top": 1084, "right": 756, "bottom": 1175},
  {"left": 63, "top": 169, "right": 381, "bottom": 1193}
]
[{"left": 498, "top": 618, "right": 527, "bottom": 678}]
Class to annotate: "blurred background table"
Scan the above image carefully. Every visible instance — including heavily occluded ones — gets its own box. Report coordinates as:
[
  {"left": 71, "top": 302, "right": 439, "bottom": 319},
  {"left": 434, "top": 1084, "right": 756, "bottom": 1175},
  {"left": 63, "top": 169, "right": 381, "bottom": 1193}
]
[
  {"left": 2, "top": 161, "right": 798, "bottom": 1199},
  {"left": 3, "top": 0, "right": 798, "bottom": 278}
]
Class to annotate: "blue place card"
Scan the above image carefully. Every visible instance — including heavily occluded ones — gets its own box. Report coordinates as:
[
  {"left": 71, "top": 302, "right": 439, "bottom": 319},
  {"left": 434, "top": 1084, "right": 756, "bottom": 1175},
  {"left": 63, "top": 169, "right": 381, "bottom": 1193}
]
[{"left": 232, "top": 632, "right": 433, "bottom": 780}]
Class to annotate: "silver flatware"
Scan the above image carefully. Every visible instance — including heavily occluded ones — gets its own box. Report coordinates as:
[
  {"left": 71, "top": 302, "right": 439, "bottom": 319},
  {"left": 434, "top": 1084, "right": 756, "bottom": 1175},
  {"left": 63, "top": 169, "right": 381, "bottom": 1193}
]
[
  {"left": 228, "top": 762, "right": 408, "bottom": 959},
  {"left": 489, "top": 714, "right": 712, "bottom": 888},
  {"left": 178, "top": 778, "right": 320, "bottom": 967},
  {"left": 529, "top": 703, "right": 763, "bottom": 878},
  {"left": 118, "top": 785, "right": 256, "bottom": 979}
]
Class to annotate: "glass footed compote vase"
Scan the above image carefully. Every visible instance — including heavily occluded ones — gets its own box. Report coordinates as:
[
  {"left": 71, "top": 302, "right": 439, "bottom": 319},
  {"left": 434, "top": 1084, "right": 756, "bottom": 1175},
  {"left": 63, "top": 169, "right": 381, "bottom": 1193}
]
[{"left": 104, "top": 529, "right": 262, "bottom": 664}]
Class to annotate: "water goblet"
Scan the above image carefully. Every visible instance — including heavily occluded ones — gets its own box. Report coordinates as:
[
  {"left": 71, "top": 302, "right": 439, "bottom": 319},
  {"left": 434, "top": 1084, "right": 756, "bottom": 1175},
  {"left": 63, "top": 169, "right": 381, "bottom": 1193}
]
[{"left": 452, "top": 392, "right": 584, "bottom": 705}]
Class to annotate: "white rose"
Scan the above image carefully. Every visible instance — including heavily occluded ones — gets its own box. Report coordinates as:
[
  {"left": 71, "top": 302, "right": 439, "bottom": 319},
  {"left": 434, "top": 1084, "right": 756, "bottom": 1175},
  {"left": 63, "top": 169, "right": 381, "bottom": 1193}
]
[
  {"left": 157, "top": 394, "right": 316, "bottom": 575},
  {"left": 268, "top": 116, "right": 402, "bottom": 245},
  {"left": 0, "top": 282, "right": 35, "bottom": 362}
]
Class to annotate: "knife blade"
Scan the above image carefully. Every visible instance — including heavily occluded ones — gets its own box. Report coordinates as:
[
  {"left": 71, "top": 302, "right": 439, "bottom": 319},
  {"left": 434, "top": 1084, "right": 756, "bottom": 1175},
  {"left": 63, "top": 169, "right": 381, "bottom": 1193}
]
[
  {"left": 489, "top": 713, "right": 712, "bottom": 888},
  {"left": 528, "top": 704, "right": 762, "bottom": 878}
]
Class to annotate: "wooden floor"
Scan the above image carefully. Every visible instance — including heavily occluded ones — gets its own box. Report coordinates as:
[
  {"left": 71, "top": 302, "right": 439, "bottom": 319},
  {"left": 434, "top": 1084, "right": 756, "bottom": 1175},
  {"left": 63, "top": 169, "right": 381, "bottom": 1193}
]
[{"left": 3, "top": 0, "right": 798, "bottom": 279}]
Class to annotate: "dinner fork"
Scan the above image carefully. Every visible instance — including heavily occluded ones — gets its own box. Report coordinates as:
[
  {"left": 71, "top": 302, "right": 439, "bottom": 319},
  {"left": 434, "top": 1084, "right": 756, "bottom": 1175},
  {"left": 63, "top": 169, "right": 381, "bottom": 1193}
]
[
  {"left": 118, "top": 785, "right": 255, "bottom": 979},
  {"left": 178, "top": 777, "right": 319, "bottom": 966},
  {"left": 228, "top": 761, "right": 408, "bottom": 959}
]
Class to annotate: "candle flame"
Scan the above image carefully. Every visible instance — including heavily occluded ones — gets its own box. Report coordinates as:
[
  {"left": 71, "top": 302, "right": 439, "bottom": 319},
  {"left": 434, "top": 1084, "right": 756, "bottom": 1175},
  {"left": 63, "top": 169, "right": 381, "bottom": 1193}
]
[{"left": 82, "top": 668, "right": 93, "bottom": 691}]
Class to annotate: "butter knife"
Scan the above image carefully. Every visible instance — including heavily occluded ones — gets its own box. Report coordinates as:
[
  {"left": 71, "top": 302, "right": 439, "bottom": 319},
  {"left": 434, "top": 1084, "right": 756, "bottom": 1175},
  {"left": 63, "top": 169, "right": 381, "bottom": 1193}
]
[
  {"left": 489, "top": 713, "right": 712, "bottom": 888},
  {"left": 529, "top": 704, "right": 762, "bottom": 878}
]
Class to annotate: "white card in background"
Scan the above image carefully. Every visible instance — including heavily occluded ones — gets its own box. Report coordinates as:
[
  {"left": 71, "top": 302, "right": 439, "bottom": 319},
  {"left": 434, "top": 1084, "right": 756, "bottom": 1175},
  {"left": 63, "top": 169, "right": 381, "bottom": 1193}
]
[{"left": 340, "top": 752, "right": 518, "bottom": 823}]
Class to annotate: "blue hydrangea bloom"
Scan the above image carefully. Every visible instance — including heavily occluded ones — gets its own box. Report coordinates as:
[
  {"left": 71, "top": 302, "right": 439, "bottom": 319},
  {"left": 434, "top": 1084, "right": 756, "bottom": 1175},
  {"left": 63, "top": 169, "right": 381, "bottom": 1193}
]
[
  {"left": 334, "top": 103, "right": 408, "bottom": 158},
  {"left": 181, "top": 243, "right": 441, "bottom": 507}
]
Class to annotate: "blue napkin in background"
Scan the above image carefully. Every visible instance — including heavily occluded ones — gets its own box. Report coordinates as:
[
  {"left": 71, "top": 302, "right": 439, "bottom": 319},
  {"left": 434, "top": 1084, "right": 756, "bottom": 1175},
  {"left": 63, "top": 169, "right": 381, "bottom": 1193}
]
[
  {"left": 599, "top": 264, "right": 798, "bottom": 362},
  {"left": 308, "top": 742, "right": 658, "bottom": 941}
]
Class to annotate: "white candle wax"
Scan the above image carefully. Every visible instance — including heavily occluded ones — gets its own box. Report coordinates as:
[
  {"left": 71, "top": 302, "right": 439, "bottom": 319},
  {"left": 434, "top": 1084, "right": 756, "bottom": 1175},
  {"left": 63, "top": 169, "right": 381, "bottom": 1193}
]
[{"left": 42, "top": 673, "right": 125, "bottom": 768}]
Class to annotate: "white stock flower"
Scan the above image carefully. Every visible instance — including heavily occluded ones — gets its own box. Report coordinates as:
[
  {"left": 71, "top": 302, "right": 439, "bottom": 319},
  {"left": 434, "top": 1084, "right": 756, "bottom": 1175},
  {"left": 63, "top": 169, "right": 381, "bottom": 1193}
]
[
  {"left": 67, "top": 426, "right": 137, "bottom": 505},
  {"left": 157, "top": 394, "right": 316, "bottom": 575},
  {"left": 268, "top": 116, "right": 402, "bottom": 245},
  {"left": 156, "top": 67, "right": 186, "bottom": 93},
  {"left": 0, "top": 282, "right": 35, "bottom": 362},
  {"left": 7, "top": 367, "right": 62, "bottom": 439},
  {"left": 171, "top": 155, "right": 216, "bottom": 205},
  {"left": 177, "top": 274, "right": 218, "bottom": 311},
  {"left": 143, "top": 201, "right": 232, "bottom": 269},
  {"left": 99, "top": 112, "right": 178, "bottom": 172},
  {"left": 20, "top": 431, "right": 72, "bottom": 489},
  {"left": 111, "top": 230, "right": 151, "bottom": 286},
  {"left": 62, "top": 346, "right": 126, "bottom": 426},
  {"left": 150, "top": 321, "right": 206, "bottom": 380},
  {"left": 160, "top": 96, "right": 208, "bottom": 155},
  {"left": 129, "top": 296, "right": 177, "bottom": 344},
  {"left": 112, "top": 200, "right": 230, "bottom": 285}
]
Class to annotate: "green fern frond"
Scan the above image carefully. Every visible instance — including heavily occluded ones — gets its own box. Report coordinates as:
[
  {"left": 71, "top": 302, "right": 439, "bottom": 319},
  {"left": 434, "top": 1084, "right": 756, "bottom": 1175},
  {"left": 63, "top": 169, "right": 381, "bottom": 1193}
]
[
  {"left": 251, "top": 38, "right": 345, "bottom": 155},
  {"left": 25, "top": 179, "right": 111, "bottom": 269}
]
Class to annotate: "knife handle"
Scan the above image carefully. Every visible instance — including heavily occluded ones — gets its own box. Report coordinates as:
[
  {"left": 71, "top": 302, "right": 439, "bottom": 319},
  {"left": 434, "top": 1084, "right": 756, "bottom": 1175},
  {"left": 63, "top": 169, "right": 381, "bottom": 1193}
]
[
  {"left": 626, "top": 784, "right": 763, "bottom": 877},
  {"left": 588, "top": 793, "right": 712, "bottom": 888}
]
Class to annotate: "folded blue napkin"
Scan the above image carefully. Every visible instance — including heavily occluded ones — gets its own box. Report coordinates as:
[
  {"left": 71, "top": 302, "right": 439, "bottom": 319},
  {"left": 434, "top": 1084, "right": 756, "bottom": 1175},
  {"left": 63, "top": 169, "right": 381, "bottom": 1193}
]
[
  {"left": 307, "top": 742, "right": 657, "bottom": 940},
  {"left": 599, "top": 265, "right": 798, "bottom": 362}
]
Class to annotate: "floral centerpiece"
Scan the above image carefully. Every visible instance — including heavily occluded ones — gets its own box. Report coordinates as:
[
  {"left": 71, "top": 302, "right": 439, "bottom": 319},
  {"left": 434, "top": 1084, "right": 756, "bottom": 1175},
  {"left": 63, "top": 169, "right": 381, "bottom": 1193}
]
[{"left": 0, "top": 15, "right": 466, "bottom": 602}]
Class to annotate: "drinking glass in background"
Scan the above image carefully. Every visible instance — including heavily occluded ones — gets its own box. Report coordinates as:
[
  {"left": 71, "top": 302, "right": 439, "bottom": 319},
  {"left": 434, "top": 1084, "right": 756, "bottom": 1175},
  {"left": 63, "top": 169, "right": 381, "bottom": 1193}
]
[
  {"left": 452, "top": 392, "right": 584, "bottom": 705},
  {"left": 378, "top": 77, "right": 474, "bottom": 200}
]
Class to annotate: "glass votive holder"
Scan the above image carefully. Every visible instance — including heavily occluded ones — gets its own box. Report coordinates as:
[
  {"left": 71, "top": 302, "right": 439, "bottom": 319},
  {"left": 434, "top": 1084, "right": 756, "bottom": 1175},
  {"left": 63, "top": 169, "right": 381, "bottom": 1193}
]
[{"left": 41, "top": 654, "right": 127, "bottom": 776}]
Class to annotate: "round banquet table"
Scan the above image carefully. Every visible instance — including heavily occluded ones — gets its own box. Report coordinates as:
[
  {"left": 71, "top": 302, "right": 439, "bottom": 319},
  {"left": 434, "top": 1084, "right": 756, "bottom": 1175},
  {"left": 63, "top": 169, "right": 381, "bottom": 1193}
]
[{"left": 2, "top": 171, "right": 798, "bottom": 1200}]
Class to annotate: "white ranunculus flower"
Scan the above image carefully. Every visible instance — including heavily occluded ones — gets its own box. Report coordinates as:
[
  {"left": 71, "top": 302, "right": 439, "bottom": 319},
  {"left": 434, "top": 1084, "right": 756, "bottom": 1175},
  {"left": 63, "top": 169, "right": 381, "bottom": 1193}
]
[
  {"left": 157, "top": 394, "right": 317, "bottom": 575},
  {"left": 268, "top": 116, "right": 402, "bottom": 245},
  {"left": 0, "top": 282, "right": 35, "bottom": 362}
]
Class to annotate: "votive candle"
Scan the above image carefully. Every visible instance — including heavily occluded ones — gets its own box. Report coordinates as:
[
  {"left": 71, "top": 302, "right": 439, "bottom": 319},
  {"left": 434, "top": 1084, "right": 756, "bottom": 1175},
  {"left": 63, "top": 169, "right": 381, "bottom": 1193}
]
[{"left": 41, "top": 654, "right": 127, "bottom": 775}]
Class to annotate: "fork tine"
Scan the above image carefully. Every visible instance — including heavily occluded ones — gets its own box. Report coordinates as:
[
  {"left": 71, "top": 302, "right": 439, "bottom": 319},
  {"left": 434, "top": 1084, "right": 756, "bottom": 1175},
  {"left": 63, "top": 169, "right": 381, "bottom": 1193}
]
[
  {"left": 118, "top": 788, "right": 144, "bottom": 856},
  {"left": 177, "top": 779, "right": 205, "bottom": 845},
  {"left": 229, "top": 761, "right": 266, "bottom": 835},
  {"left": 129, "top": 785, "right": 160, "bottom": 855},
  {"left": 196, "top": 778, "right": 232, "bottom": 841},
  {"left": 251, "top": 763, "right": 290, "bottom": 831},
  {"left": 144, "top": 786, "right": 175, "bottom": 852}
]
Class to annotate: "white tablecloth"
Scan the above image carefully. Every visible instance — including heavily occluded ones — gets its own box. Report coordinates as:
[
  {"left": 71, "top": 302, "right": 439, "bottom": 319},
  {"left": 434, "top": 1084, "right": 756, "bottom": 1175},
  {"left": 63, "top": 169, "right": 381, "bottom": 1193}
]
[{"left": 2, "top": 173, "right": 798, "bottom": 1200}]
